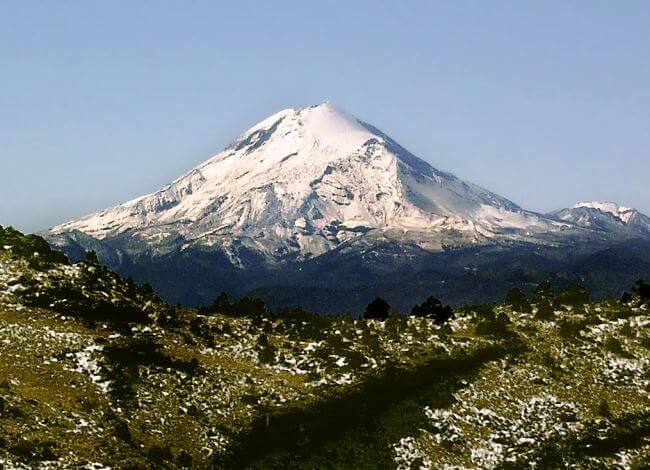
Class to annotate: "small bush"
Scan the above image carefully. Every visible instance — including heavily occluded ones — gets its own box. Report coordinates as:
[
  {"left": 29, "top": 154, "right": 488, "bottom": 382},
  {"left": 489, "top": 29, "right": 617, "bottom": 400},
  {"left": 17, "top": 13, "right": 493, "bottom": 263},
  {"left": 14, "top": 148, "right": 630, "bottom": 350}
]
[
  {"left": 363, "top": 297, "right": 391, "bottom": 320},
  {"left": 475, "top": 311, "right": 511, "bottom": 336},
  {"left": 410, "top": 296, "right": 454, "bottom": 324},
  {"left": 534, "top": 300, "right": 555, "bottom": 320},
  {"left": 505, "top": 288, "right": 531, "bottom": 313},
  {"left": 554, "top": 283, "right": 590, "bottom": 309}
]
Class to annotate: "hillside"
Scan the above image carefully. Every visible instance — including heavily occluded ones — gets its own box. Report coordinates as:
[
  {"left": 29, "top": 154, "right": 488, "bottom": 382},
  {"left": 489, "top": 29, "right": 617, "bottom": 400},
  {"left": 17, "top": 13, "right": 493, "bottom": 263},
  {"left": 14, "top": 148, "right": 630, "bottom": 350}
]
[{"left": 1, "top": 225, "right": 649, "bottom": 468}]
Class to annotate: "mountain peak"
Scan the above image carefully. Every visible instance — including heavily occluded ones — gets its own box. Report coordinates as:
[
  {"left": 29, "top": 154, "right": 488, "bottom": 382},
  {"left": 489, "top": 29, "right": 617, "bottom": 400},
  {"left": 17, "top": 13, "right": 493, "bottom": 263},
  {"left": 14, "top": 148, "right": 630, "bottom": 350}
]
[
  {"left": 48, "top": 105, "right": 557, "bottom": 263},
  {"left": 550, "top": 201, "right": 650, "bottom": 235},
  {"left": 571, "top": 201, "right": 636, "bottom": 223}
]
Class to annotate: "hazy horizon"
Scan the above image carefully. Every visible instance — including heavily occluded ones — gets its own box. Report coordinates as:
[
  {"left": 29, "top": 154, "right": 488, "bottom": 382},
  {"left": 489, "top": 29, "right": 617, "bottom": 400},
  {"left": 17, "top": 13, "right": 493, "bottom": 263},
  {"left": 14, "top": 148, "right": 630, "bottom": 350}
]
[{"left": 2, "top": 1, "right": 649, "bottom": 233}]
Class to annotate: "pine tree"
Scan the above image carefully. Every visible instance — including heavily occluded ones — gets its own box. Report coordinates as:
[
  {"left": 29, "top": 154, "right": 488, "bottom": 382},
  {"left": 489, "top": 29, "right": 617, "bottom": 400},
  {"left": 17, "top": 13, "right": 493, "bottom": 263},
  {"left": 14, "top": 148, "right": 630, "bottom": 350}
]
[
  {"left": 505, "top": 288, "right": 531, "bottom": 313},
  {"left": 534, "top": 300, "right": 555, "bottom": 320},
  {"left": 85, "top": 250, "right": 99, "bottom": 265},
  {"left": 364, "top": 297, "right": 391, "bottom": 320},
  {"left": 554, "top": 283, "right": 590, "bottom": 309},
  {"left": 533, "top": 280, "right": 554, "bottom": 302},
  {"left": 632, "top": 279, "right": 650, "bottom": 301},
  {"left": 411, "top": 296, "right": 453, "bottom": 324}
]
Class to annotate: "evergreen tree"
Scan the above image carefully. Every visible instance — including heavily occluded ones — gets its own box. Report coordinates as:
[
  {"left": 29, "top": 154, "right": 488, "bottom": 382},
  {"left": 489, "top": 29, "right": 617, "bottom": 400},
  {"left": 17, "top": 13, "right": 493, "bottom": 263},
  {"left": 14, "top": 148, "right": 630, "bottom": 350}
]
[
  {"left": 504, "top": 288, "right": 531, "bottom": 313},
  {"left": 554, "top": 283, "right": 590, "bottom": 309},
  {"left": 533, "top": 280, "right": 554, "bottom": 302},
  {"left": 85, "top": 250, "right": 100, "bottom": 265},
  {"left": 232, "top": 296, "right": 267, "bottom": 317},
  {"left": 411, "top": 296, "right": 453, "bottom": 324},
  {"left": 198, "top": 292, "right": 233, "bottom": 315},
  {"left": 534, "top": 300, "right": 555, "bottom": 320},
  {"left": 632, "top": 279, "right": 650, "bottom": 301},
  {"left": 364, "top": 297, "right": 391, "bottom": 320}
]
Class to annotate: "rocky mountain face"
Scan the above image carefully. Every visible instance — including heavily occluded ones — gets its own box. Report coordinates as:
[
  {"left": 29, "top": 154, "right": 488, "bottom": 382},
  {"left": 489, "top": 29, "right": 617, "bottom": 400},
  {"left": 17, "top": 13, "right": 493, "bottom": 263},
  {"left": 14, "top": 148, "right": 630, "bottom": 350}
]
[
  {"left": 549, "top": 201, "right": 650, "bottom": 237},
  {"left": 44, "top": 103, "right": 650, "bottom": 310}
]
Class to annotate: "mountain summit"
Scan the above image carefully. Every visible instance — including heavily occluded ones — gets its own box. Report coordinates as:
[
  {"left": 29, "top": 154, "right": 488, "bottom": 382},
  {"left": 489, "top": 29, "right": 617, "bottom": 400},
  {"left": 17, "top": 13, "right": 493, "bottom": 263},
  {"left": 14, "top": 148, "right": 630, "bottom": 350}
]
[{"left": 49, "top": 103, "right": 553, "bottom": 264}]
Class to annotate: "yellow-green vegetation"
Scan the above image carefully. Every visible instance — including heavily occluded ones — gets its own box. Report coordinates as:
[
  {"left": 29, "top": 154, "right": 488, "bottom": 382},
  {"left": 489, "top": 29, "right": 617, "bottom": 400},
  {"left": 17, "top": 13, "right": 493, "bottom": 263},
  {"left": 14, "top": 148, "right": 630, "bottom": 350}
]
[{"left": 0, "top": 225, "right": 648, "bottom": 469}]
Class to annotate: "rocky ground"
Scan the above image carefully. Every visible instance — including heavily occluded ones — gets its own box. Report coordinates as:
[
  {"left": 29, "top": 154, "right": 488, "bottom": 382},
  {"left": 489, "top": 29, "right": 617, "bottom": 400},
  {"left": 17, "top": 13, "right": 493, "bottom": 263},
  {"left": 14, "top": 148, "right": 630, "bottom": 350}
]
[{"left": 0, "top": 225, "right": 648, "bottom": 469}]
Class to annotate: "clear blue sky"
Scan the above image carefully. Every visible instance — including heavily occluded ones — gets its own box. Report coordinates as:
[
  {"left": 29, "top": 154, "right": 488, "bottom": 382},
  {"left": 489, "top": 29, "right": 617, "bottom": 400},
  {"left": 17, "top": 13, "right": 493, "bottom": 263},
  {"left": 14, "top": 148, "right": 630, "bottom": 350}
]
[{"left": 1, "top": 1, "right": 649, "bottom": 233}]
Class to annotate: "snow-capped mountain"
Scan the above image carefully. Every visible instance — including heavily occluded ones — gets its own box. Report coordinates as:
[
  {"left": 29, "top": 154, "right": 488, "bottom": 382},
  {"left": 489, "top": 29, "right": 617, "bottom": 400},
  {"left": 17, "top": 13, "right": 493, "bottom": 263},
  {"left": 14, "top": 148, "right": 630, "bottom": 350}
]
[
  {"left": 44, "top": 103, "right": 649, "bottom": 309},
  {"left": 549, "top": 201, "right": 650, "bottom": 236},
  {"left": 48, "top": 103, "right": 558, "bottom": 264}
]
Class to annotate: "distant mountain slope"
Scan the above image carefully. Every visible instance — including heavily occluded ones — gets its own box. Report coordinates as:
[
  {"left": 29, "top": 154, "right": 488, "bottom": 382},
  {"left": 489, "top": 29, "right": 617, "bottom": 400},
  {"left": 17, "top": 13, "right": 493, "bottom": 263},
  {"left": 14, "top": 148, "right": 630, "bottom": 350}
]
[{"left": 549, "top": 201, "right": 650, "bottom": 236}]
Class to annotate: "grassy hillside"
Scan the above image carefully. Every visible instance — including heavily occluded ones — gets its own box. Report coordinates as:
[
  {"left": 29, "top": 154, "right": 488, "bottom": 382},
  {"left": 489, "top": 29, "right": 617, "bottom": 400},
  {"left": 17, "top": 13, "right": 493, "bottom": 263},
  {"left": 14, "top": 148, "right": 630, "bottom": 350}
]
[{"left": 0, "top": 226, "right": 648, "bottom": 468}]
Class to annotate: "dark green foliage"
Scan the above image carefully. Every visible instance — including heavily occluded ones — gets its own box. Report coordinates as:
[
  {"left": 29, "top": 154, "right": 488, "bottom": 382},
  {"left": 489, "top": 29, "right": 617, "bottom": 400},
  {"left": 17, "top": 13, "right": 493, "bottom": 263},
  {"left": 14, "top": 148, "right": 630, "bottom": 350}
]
[
  {"left": 461, "top": 303, "right": 494, "bottom": 316},
  {"left": 234, "top": 296, "right": 268, "bottom": 317},
  {"left": 0, "top": 225, "right": 68, "bottom": 268},
  {"left": 18, "top": 273, "right": 150, "bottom": 329},
  {"left": 557, "top": 316, "right": 589, "bottom": 340},
  {"left": 411, "top": 296, "right": 454, "bottom": 324},
  {"left": 256, "top": 334, "right": 277, "bottom": 364},
  {"left": 176, "top": 450, "right": 193, "bottom": 468},
  {"left": 112, "top": 419, "right": 132, "bottom": 443},
  {"left": 534, "top": 300, "right": 555, "bottom": 320},
  {"left": 276, "top": 307, "right": 334, "bottom": 341},
  {"left": 9, "top": 439, "right": 57, "bottom": 462},
  {"left": 148, "top": 445, "right": 173, "bottom": 465},
  {"left": 505, "top": 288, "right": 531, "bottom": 313},
  {"left": 632, "top": 279, "right": 650, "bottom": 301},
  {"left": 198, "top": 292, "right": 267, "bottom": 317},
  {"left": 554, "top": 283, "right": 590, "bottom": 309},
  {"left": 604, "top": 336, "right": 624, "bottom": 355},
  {"left": 102, "top": 335, "right": 201, "bottom": 402},
  {"left": 363, "top": 297, "right": 391, "bottom": 320},
  {"left": 619, "top": 279, "right": 650, "bottom": 305},
  {"left": 533, "top": 280, "right": 554, "bottom": 302},
  {"left": 198, "top": 292, "right": 231, "bottom": 315},
  {"left": 85, "top": 249, "right": 100, "bottom": 265},
  {"left": 475, "top": 310, "right": 511, "bottom": 336}
]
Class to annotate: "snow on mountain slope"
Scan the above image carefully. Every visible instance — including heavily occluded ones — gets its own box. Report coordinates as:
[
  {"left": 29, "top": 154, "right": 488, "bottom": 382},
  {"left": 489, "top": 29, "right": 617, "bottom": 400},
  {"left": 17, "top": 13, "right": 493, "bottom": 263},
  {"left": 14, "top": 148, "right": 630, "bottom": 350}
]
[
  {"left": 572, "top": 202, "right": 636, "bottom": 223},
  {"left": 549, "top": 201, "right": 650, "bottom": 236},
  {"left": 49, "top": 103, "right": 559, "bottom": 263}
]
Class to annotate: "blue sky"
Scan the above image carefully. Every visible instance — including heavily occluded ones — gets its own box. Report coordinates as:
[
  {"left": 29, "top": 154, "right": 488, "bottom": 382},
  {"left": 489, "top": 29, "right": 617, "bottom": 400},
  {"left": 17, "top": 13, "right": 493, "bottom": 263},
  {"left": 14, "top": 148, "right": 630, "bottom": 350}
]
[{"left": 1, "top": 1, "right": 649, "bottom": 232}]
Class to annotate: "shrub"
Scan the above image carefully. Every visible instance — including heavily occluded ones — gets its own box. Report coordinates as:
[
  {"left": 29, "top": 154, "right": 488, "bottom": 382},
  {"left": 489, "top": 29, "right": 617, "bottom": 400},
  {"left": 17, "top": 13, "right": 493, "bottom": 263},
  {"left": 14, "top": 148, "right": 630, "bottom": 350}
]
[
  {"left": 533, "top": 280, "right": 554, "bottom": 302},
  {"left": 534, "top": 300, "right": 555, "bottom": 320},
  {"left": 256, "top": 334, "right": 277, "bottom": 364},
  {"left": 632, "top": 279, "right": 650, "bottom": 301},
  {"left": 410, "top": 296, "right": 454, "bottom": 324},
  {"left": 176, "top": 450, "right": 193, "bottom": 468},
  {"left": 363, "top": 297, "right": 391, "bottom": 320},
  {"left": 148, "top": 445, "right": 173, "bottom": 465},
  {"left": 505, "top": 288, "right": 531, "bottom": 313},
  {"left": 475, "top": 311, "right": 511, "bottom": 336},
  {"left": 277, "top": 307, "right": 333, "bottom": 340},
  {"left": 557, "top": 316, "right": 588, "bottom": 340},
  {"left": 198, "top": 293, "right": 267, "bottom": 318},
  {"left": 554, "top": 283, "right": 590, "bottom": 309}
]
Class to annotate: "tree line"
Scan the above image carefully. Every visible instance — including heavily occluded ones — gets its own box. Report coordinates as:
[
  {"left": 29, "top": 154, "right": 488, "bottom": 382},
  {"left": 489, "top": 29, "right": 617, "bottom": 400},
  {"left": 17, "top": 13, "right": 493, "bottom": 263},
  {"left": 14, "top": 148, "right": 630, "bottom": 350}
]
[{"left": 196, "top": 279, "right": 650, "bottom": 324}]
